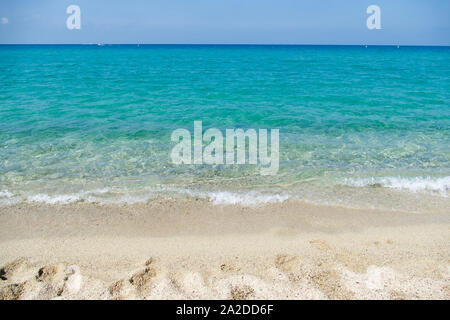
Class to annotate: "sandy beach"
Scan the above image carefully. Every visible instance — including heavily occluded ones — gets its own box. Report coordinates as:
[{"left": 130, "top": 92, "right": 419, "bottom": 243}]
[
  {"left": 0, "top": 198, "right": 448, "bottom": 300},
  {"left": 1, "top": 0, "right": 450, "bottom": 305}
]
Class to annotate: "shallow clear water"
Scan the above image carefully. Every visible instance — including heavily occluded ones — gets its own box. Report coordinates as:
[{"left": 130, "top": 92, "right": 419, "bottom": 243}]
[{"left": 0, "top": 45, "right": 449, "bottom": 210}]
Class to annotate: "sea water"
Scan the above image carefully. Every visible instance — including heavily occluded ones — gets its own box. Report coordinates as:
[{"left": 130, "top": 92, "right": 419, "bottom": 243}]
[{"left": 0, "top": 45, "right": 449, "bottom": 211}]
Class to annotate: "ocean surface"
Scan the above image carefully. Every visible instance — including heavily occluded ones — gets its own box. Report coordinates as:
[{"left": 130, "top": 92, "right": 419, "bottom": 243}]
[{"left": 0, "top": 45, "right": 449, "bottom": 211}]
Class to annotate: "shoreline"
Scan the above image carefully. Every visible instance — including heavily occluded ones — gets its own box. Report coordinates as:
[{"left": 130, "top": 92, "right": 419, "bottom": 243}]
[{"left": 0, "top": 200, "right": 449, "bottom": 299}]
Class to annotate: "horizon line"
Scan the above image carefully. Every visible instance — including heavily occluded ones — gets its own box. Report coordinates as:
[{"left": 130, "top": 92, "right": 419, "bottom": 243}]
[{"left": 1, "top": 43, "right": 450, "bottom": 47}]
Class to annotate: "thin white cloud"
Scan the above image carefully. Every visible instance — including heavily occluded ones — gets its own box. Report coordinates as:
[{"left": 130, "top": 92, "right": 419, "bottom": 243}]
[{"left": 1, "top": 17, "right": 8, "bottom": 24}]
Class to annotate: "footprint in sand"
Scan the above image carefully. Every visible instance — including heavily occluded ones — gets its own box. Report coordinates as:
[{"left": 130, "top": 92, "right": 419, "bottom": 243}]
[
  {"left": 0, "top": 261, "right": 82, "bottom": 299},
  {"left": 36, "top": 264, "right": 67, "bottom": 285},
  {"left": 36, "top": 263, "right": 83, "bottom": 297},
  {"left": 0, "top": 257, "right": 32, "bottom": 281}
]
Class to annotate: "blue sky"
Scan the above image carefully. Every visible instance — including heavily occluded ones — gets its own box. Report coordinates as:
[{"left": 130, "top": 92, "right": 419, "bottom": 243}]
[{"left": 0, "top": 0, "right": 449, "bottom": 45}]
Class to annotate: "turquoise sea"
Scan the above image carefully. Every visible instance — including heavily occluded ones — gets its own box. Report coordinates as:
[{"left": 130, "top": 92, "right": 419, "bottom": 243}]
[{"left": 0, "top": 45, "right": 449, "bottom": 211}]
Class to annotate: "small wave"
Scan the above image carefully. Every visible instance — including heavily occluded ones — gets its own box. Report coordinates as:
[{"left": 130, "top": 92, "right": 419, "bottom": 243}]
[
  {"left": 152, "top": 187, "right": 290, "bottom": 206},
  {"left": 0, "top": 190, "right": 14, "bottom": 198},
  {"left": 0, "top": 190, "right": 19, "bottom": 205},
  {"left": 343, "top": 176, "right": 450, "bottom": 195},
  {"left": 27, "top": 194, "right": 81, "bottom": 205},
  {"left": 26, "top": 188, "right": 111, "bottom": 205},
  {"left": 2, "top": 188, "right": 157, "bottom": 205},
  {"left": 207, "top": 191, "right": 289, "bottom": 206},
  {"left": 8, "top": 186, "right": 289, "bottom": 206}
]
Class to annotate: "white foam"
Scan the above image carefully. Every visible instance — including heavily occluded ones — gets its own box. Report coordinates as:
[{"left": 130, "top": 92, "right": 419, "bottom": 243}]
[
  {"left": 207, "top": 191, "right": 289, "bottom": 206},
  {"left": 22, "top": 189, "right": 288, "bottom": 206},
  {"left": 0, "top": 190, "right": 13, "bottom": 198},
  {"left": 27, "top": 193, "right": 81, "bottom": 204},
  {"left": 91, "top": 194, "right": 152, "bottom": 205},
  {"left": 26, "top": 188, "right": 112, "bottom": 205},
  {"left": 152, "top": 186, "right": 290, "bottom": 206},
  {"left": 343, "top": 176, "right": 450, "bottom": 196},
  {"left": 0, "top": 181, "right": 291, "bottom": 207},
  {"left": 0, "top": 190, "right": 20, "bottom": 206}
]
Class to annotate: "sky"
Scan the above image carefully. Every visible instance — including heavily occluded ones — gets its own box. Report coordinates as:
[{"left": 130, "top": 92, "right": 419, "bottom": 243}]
[{"left": 0, "top": 0, "right": 449, "bottom": 45}]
